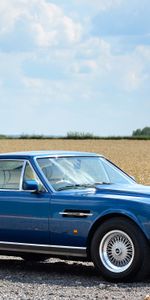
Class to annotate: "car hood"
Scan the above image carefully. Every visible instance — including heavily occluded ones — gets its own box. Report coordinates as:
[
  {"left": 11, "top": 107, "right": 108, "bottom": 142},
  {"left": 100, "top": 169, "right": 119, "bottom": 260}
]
[
  {"left": 58, "top": 183, "right": 150, "bottom": 199},
  {"left": 94, "top": 183, "right": 150, "bottom": 198}
]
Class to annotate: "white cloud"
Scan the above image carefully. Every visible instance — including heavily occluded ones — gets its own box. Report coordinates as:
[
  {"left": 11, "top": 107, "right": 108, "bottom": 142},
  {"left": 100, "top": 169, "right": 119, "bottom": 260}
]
[
  {"left": 0, "top": 0, "right": 149, "bottom": 137},
  {"left": 136, "top": 45, "right": 150, "bottom": 61},
  {"left": 22, "top": 77, "right": 44, "bottom": 89},
  {"left": 0, "top": 0, "right": 82, "bottom": 47},
  {"left": 30, "top": 23, "right": 57, "bottom": 47},
  {"left": 123, "top": 70, "right": 143, "bottom": 91},
  {"left": 0, "top": 0, "right": 28, "bottom": 34},
  {"left": 68, "top": 37, "right": 150, "bottom": 93},
  {"left": 29, "top": 1, "right": 82, "bottom": 46},
  {"left": 114, "top": 45, "right": 150, "bottom": 91},
  {"left": 0, "top": 52, "right": 24, "bottom": 80},
  {"left": 72, "top": 59, "right": 97, "bottom": 74},
  {"left": 70, "top": 37, "right": 112, "bottom": 76},
  {"left": 77, "top": 37, "right": 111, "bottom": 58}
]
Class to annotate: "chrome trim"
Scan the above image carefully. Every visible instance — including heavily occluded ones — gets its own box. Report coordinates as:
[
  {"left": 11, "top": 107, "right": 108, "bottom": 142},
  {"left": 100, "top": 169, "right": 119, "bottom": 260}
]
[
  {"left": 0, "top": 159, "right": 25, "bottom": 162},
  {"left": 59, "top": 212, "right": 93, "bottom": 217},
  {"left": 0, "top": 241, "right": 87, "bottom": 257},
  {"left": 34, "top": 157, "right": 55, "bottom": 193},
  {"left": 33, "top": 154, "right": 107, "bottom": 193},
  {"left": 34, "top": 155, "right": 99, "bottom": 194},
  {"left": 0, "top": 189, "right": 23, "bottom": 192},
  {"left": 0, "top": 159, "right": 24, "bottom": 192},
  {"left": 23, "top": 160, "right": 48, "bottom": 193},
  {"left": 20, "top": 161, "right": 26, "bottom": 190}
]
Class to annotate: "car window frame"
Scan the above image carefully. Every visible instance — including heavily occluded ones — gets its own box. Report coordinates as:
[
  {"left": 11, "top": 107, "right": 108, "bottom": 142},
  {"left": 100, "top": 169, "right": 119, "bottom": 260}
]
[
  {"left": 34, "top": 155, "right": 105, "bottom": 193},
  {"left": 34, "top": 156, "right": 56, "bottom": 193},
  {"left": 35, "top": 155, "right": 136, "bottom": 191},
  {"left": 0, "top": 159, "right": 47, "bottom": 192}
]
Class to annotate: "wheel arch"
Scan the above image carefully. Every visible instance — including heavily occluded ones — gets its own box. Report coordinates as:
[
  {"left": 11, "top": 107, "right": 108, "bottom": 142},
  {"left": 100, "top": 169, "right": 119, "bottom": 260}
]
[{"left": 87, "top": 211, "right": 149, "bottom": 258}]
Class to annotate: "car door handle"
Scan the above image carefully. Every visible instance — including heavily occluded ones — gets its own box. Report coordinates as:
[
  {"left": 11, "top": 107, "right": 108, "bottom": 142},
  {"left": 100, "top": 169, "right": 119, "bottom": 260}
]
[{"left": 59, "top": 210, "right": 93, "bottom": 218}]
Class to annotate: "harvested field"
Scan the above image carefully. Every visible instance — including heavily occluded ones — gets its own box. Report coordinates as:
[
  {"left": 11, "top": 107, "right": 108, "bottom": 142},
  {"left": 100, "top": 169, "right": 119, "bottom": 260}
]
[{"left": 0, "top": 139, "right": 149, "bottom": 185}]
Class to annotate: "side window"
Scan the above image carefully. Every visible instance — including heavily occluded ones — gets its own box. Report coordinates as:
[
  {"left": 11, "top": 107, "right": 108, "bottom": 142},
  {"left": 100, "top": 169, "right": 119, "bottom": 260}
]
[
  {"left": 23, "top": 162, "right": 38, "bottom": 182},
  {"left": 0, "top": 160, "right": 24, "bottom": 190},
  {"left": 23, "top": 162, "right": 45, "bottom": 191}
]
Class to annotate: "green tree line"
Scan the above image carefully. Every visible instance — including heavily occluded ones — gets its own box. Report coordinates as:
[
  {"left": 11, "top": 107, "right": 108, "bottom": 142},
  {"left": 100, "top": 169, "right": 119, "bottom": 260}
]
[
  {"left": 0, "top": 127, "right": 149, "bottom": 139},
  {"left": 132, "top": 127, "right": 150, "bottom": 137}
]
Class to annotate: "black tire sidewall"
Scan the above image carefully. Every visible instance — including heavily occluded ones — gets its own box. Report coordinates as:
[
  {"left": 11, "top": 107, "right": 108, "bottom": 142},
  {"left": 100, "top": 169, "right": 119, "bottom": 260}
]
[{"left": 91, "top": 218, "right": 148, "bottom": 281}]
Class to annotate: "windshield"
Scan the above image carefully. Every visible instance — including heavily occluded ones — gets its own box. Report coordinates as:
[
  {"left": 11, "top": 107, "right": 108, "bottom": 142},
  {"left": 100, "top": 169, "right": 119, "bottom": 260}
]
[{"left": 37, "top": 156, "right": 135, "bottom": 191}]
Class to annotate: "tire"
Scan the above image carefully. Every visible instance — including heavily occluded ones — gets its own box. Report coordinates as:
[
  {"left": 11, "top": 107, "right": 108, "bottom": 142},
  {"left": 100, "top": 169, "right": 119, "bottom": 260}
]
[
  {"left": 91, "top": 217, "right": 150, "bottom": 282},
  {"left": 21, "top": 254, "right": 49, "bottom": 262}
]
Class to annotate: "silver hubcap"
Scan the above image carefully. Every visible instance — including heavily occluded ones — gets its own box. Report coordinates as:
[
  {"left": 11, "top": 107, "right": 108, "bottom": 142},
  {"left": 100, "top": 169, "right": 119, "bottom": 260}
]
[{"left": 99, "top": 230, "right": 135, "bottom": 273}]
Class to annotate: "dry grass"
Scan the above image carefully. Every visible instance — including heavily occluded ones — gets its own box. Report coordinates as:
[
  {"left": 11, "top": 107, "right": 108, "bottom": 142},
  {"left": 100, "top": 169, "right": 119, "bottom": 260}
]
[{"left": 0, "top": 139, "right": 149, "bottom": 185}]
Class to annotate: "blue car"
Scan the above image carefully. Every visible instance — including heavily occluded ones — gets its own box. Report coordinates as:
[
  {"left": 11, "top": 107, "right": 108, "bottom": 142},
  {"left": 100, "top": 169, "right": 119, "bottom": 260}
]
[{"left": 0, "top": 150, "right": 150, "bottom": 281}]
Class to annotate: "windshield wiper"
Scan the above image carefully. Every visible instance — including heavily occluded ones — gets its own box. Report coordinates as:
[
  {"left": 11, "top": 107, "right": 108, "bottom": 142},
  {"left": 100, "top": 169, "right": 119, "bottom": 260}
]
[
  {"left": 56, "top": 182, "right": 111, "bottom": 191},
  {"left": 57, "top": 184, "right": 96, "bottom": 191},
  {"left": 94, "top": 182, "right": 112, "bottom": 185}
]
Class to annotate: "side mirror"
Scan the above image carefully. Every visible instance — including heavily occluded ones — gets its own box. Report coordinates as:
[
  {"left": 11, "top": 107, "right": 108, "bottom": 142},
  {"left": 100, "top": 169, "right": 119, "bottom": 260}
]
[{"left": 23, "top": 180, "right": 40, "bottom": 193}]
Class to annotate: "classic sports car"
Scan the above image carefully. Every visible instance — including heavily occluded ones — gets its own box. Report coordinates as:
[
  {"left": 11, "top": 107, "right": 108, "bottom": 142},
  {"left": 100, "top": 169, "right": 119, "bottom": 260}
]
[{"left": 0, "top": 151, "right": 150, "bottom": 282}]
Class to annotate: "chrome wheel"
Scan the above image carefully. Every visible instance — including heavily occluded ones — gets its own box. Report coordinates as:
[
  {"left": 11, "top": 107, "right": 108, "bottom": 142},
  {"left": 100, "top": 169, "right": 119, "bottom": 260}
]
[{"left": 99, "top": 230, "right": 135, "bottom": 273}]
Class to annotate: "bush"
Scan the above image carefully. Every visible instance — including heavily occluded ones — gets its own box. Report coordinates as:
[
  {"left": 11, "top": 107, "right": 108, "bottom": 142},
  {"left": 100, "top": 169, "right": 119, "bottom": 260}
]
[{"left": 66, "top": 131, "right": 94, "bottom": 139}]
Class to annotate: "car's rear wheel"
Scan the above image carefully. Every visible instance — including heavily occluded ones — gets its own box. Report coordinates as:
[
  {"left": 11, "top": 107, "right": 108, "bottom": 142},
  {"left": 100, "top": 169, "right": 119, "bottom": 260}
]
[{"left": 91, "top": 217, "right": 150, "bottom": 282}]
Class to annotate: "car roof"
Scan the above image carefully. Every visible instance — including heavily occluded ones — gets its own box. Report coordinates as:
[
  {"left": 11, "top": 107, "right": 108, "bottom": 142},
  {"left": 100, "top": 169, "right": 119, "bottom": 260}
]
[{"left": 0, "top": 151, "right": 102, "bottom": 159}]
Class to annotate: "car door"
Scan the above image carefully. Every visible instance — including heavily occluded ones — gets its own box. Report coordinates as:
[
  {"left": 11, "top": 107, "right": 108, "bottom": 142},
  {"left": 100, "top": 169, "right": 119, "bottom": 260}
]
[
  {"left": 36, "top": 156, "right": 95, "bottom": 249},
  {"left": 50, "top": 191, "right": 94, "bottom": 248},
  {"left": 0, "top": 159, "right": 50, "bottom": 244}
]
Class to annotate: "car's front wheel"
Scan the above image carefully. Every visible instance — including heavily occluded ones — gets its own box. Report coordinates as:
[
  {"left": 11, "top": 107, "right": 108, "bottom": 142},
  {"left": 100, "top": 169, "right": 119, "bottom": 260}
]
[{"left": 91, "top": 217, "right": 150, "bottom": 281}]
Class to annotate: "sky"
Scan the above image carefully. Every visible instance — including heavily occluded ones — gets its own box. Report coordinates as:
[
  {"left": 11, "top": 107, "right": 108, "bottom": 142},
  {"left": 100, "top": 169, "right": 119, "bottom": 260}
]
[{"left": 0, "top": 0, "right": 150, "bottom": 136}]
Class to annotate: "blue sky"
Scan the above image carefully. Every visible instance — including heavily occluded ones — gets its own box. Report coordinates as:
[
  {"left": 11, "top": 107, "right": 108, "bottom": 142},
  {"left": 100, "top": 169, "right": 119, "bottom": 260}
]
[{"left": 0, "top": 0, "right": 149, "bottom": 136}]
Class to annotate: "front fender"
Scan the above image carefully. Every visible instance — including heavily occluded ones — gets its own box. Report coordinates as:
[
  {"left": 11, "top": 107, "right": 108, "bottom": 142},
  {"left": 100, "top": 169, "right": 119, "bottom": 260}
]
[{"left": 88, "top": 208, "right": 150, "bottom": 247}]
